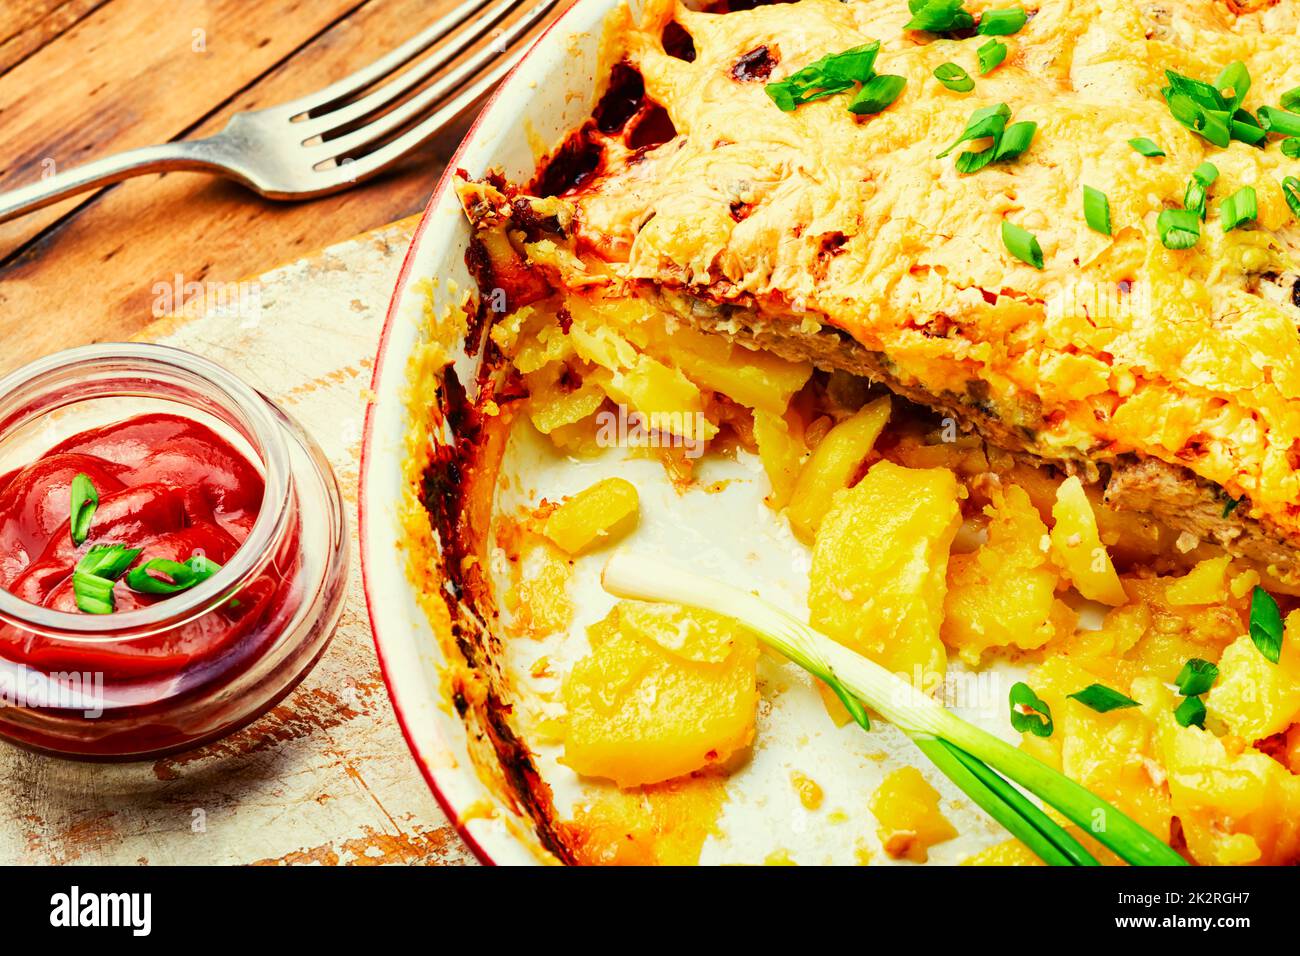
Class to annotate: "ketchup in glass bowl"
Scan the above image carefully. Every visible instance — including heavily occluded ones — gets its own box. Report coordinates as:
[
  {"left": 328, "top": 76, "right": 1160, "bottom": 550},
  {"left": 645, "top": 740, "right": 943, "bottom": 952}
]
[{"left": 0, "top": 344, "right": 348, "bottom": 759}]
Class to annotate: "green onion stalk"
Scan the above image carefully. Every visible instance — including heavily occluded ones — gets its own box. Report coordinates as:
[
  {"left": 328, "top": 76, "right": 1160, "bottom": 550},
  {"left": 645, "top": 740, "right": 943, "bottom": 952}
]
[{"left": 601, "top": 551, "right": 1185, "bottom": 868}]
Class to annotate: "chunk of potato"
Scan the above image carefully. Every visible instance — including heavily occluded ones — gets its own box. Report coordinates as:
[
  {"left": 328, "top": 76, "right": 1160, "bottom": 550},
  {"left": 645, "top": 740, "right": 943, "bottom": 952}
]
[
  {"left": 1165, "top": 556, "right": 1231, "bottom": 606},
  {"left": 1207, "top": 613, "right": 1300, "bottom": 741},
  {"left": 943, "top": 485, "right": 1071, "bottom": 666},
  {"left": 615, "top": 601, "right": 740, "bottom": 663},
  {"left": 1050, "top": 475, "right": 1126, "bottom": 605},
  {"left": 869, "top": 767, "right": 957, "bottom": 862},
  {"left": 961, "top": 838, "right": 1046, "bottom": 866},
  {"left": 504, "top": 541, "right": 573, "bottom": 639},
  {"left": 787, "top": 397, "right": 891, "bottom": 542},
  {"left": 542, "top": 478, "right": 639, "bottom": 556},
  {"left": 809, "top": 460, "right": 959, "bottom": 683},
  {"left": 752, "top": 409, "right": 807, "bottom": 509},
  {"left": 523, "top": 363, "right": 606, "bottom": 435},
  {"left": 1120, "top": 576, "right": 1244, "bottom": 683},
  {"left": 1050, "top": 602, "right": 1149, "bottom": 689},
  {"left": 1150, "top": 678, "right": 1300, "bottom": 865},
  {"left": 1029, "top": 658, "right": 1172, "bottom": 842},
  {"left": 561, "top": 773, "right": 729, "bottom": 865},
  {"left": 648, "top": 322, "right": 812, "bottom": 416},
  {"left": 600, "top": 358, "right": 717, "bottom": 442},
  {"left": 562, "top": 602, "right": 759, "bottom": 788}
]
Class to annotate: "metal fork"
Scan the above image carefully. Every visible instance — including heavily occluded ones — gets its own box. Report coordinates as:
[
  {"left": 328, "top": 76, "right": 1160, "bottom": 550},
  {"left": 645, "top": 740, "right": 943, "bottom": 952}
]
[{"left": 0, "top": 0, "right": 564, "bottom": 225}]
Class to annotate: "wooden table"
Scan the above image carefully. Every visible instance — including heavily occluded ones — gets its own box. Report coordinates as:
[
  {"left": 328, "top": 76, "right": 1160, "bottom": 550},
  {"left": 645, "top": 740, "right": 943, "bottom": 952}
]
[{"left": 0, "top": 0, "right": 567, "bottom": 865}]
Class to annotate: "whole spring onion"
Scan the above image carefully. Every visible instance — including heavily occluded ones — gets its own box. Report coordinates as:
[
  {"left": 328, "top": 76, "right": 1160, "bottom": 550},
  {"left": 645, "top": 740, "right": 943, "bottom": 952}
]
[{"left": 601, "top": 552, "right": 1186, "bottom": 867}]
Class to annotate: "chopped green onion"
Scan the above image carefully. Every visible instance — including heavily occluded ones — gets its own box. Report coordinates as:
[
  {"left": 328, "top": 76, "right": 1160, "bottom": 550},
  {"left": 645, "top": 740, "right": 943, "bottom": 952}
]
[
  {"left": 937, "top": 103, "right": 1010, "bottom": 158},
  {"left": 69, "top": 473, "right": 98, "bottom": 546},
  {"left": 1175, "top": 659, "right": 1220, "bottom": 697},
  {"left": 955, "top": 144, "right": 998, "bottom": 173},
  {"left": 77, "top": 543, "right": 141, "bottom": 580},
  {"left": 977, "top": 38, "right": 1008, "bottom": 75},
  {"left": 601, "top": 551, "right": 1186, "bottom": 867},
  {"left": 1285, "top": 177, "right": 1300, "bottom": 220},
  {"left": 1166, "top": 69, "right": 1227, "bottom": 110},
  {"left": 1249, "top": 585, "right": 1284, "bottom": 664},
  {"left": 906, "top": 0, "right": 975, "bottom": 33},
  {"left": 127, "top": 559, "right": 195, "bottom": 595},
  {"left": 1068, "top": 684, "right": 1140, "bottom": 713},
  {"left": 1259, "top": 105, "right": 1300, "bottom": 137},
  {"left": 1128, "top": 137, "right": 1165, "bottom": 157},
  {"left": 1222, "top": 495, "right": 1241, "bottom": 518},
  {"left": 1159, "top": 67, "right": 1266, "bottom": 146},
  {"left": 1001, "top": 220, "right": 1044, "bottom": 269},
  {"left": 766, "top": 79, "right": 851, "bottom": 111},
  {"left": 1174, "top": 695, "right": 1207, "bottom": 729},
  {"left": 71, "top": 543, "right": 142, "bottom": 614},
  {"left": 72, "top": 571, "right": 115, "bottom": 615},
  {"left": 1184, "top": 161, "right": 1219, "bottom": 220},
  {"left": 1009, "top": 681, "right": 1053, "bottom": 736},
  {"left": 1163, "top": 88, "right": 1231, "bottom": 148},
  {"left": 1191, "top": 162, "right": 1219, "bottom": 186},
  {"left": 1282, "top": 87, "right": 1300, "bottom": 111},
  {"left": 1157, "top": 208, "right": 1200, "bottom": 250},
  {"left": 820, "top": 43, "right": 883, "bottom": 83},
  {"left": 977, "top": 7, "right": 1027, "bottom": 35},
  {"left": 765, "top": 42, "right": 879, "bottom": 111},
  {"left": 934, "top": 62, "right": 974, "bottom": 93},
  {"left": 993, "top": 120, "right": 1036, "bottom": 161},
  {"left": 1214, "top": 61, "right": 1250, "bottom": 113},
  {"left": 941, "top": 104, "right": 1033, "bottom": 172},
  {"left": 1083, "top": 185, "right": 1111, "bottom": 235},
  {"left": 847, "top": 74, "right": 907, "bottom": 115},
  {"left": 188, "top": 554, "right": 222, "bottom": 581},
  {"left": 126, "top": 555, "right": 223, "bottom": 595},
  {"left": 1231, "top": 108, "right": 1267, "bottom": 146},
  {"left": 1219, "top": 185, "right": 1257, "bottom": 232},
  {"left": 1282, "top": 138, "right": 1300, "bottom": 158}
]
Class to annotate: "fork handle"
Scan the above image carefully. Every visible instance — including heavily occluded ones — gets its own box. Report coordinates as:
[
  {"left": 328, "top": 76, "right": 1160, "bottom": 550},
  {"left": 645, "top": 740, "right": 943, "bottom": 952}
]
[{"left": 0, "top": 141, "right": 221, "bottom": 226}]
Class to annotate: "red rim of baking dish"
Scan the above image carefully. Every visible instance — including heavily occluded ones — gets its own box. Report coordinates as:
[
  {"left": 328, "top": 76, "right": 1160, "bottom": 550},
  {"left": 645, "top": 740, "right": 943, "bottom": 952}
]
[{"left": 359, "top": 0, "right": 597, "bottom": 866}]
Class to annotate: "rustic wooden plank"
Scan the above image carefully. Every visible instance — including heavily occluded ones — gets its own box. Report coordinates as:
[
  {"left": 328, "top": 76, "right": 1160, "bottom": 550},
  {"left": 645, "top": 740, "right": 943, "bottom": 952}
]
[
  {"left": 0, "top": 0, "right": 513, "bottom": 374},
  {"left": 0, "top": 0, "right": 368, "bottom": 259},
  {"left": 0, "top": 0, "right": 110, "bottom": 76}
]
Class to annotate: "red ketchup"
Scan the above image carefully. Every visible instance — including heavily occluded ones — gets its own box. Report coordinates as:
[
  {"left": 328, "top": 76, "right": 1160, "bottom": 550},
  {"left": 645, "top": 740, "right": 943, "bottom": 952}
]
[{"left": 0, "top": 413, "right": 303, "bottom": 755}]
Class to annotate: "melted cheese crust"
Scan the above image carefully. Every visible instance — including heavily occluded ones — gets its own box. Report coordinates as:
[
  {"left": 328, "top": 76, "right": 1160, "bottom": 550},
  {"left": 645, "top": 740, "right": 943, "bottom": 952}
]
[{"left": 562, "top": 0, "right": 1300, "bottom": 538}]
